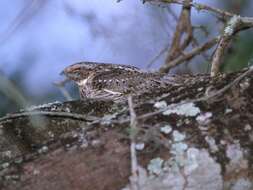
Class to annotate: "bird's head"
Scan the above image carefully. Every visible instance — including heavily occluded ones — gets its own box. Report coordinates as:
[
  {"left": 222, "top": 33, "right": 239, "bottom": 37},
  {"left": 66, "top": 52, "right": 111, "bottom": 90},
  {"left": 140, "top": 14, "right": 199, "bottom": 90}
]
[
  {"left": 61, "top": 62, "right": 98, "bottom": 79},
  {"left": 61, "top": 62, "right": 100, "bottom": 86}
]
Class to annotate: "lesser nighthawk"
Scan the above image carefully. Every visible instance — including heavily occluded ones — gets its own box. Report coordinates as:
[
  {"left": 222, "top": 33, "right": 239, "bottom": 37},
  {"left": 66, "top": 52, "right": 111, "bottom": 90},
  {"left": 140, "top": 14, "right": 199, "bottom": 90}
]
[{"left": 61, "top": 61, "right": 177, "bottom": 100}]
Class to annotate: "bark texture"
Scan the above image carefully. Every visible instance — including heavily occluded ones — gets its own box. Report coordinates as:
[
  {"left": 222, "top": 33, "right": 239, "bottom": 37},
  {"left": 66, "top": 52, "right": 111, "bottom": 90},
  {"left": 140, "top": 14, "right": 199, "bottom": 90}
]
[{"left": 0, "top": 69, "right": 253, "bottom": 190}]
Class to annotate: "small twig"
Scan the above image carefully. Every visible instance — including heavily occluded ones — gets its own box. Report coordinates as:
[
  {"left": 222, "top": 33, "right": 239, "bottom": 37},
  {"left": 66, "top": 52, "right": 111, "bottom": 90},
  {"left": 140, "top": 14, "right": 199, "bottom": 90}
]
[
  {"left": 193, "top": 25, "right": 209, "bottom": 37},
  {"left": 128, "top": 96, "right": 139, "bottom": 190},
  {"left": 191, "top": 34, "right": 212, "bottom": 67},
  {"left": 128, "top": 96, "right": 137, "bottom": 133},
  {"left": 53, "top": 78, "right": 70, "bottom": 86},
  {"left": 0, "top": 111, "right": 99, "bottom": 124},
  {"left": 150, "top": 0, "right": 253, "bottom": 29},
  {"left": 165, "top": 0, "right": 193, "bottom": 65},
  {"left": 0, "top": 73, "right": 29, "bottom": 108},
  {"left": 180, "top": 168, "right": 189, "bottom": 190},
  {"left": 207, "top": 66, "right": 253, "bottom": 98},
  {"left": 146, "top": 43, "right": 170, "bottom": 69},
  {"left": 160, "top": 37, "right": 218, "bottom": 73},
  {"left": 53, "top": 79, "right": 73, "bottom": 101},
  {"left": 0, "top": 0, "right": 47, "bottom": 45},
  {"left": 166, "top": 6, "right": 178, "bottom": 21}
]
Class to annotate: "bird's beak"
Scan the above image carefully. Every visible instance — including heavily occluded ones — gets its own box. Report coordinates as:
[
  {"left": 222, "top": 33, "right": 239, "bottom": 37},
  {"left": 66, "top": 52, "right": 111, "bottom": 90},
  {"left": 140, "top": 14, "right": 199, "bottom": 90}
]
[{"left": 60, "top": 70, "right": 65, "bottom": 76}]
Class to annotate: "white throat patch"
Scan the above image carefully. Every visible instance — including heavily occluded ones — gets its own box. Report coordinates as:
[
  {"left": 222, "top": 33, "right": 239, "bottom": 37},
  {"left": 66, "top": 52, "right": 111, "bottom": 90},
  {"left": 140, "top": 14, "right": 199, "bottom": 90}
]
[
  {"left": 103, "top": 89, "right": 122, "bottom": 95},
  {"left": 77, "top": 78, "right": 88, "bottom": 86}
]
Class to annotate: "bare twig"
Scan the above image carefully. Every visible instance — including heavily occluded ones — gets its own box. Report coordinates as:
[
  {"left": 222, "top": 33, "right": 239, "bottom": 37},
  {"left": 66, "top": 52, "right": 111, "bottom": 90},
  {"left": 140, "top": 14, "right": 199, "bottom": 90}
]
[
  {"left": 165, "top": 0, "right": 193, "bottom": 65},
  {"left": 0, "top": 0, "right": 48, "bottom": 45},
  {"left": 190, "top": 32, "right": 212, "bottom": 67},
  {"left": 128, "top": 96, "right": 139, "bottom": 190},
  {"left": 160, "top": 37, "right": 218, "bottom": 73},
  {"left": 128, "top": 96, "right": 137, "bottom": 133},
  {"left": 0, "top": 111, "right": 99, "bottom": 124},
  {"left": 0, "top": 73, "right": 29, "bottom": 108},
  {"left": 146, "top": 43, "right": 170, "bottom": 69},
  {"left": 53, "top": 79, "right": 73, "bottom": 101},
  {"left": 145, "top": 0, "right": 234, "bottom": 19},
  {"left": 166, "top": 6, "right": 178, "bottom": 21},
  {"left": 148, "top": 0, "right": 253, "bottom": 27},
  {"left": 207, "top": 66, "right": 253, "bottom": 99}
]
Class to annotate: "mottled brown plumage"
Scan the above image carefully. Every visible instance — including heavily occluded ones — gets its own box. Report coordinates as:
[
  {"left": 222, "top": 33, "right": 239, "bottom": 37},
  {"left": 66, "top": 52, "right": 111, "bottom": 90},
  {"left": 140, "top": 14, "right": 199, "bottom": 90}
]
[{"left": 61, "top": 62, "right": 174, "bottom": 100}]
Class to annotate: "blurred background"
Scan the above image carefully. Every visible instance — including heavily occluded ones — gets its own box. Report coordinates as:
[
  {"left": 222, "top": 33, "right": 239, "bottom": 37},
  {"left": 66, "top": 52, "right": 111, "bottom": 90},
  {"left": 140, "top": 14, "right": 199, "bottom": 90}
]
[{"left": 0, "top": 0, "right": 253, "bottom": 116}]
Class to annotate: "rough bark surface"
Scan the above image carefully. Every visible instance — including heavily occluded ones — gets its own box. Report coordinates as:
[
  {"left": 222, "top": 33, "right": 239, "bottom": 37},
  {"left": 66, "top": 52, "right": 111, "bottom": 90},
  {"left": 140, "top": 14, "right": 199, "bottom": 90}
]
[{"left": 0, "top": 69, "right": 253, "bottom": 190}]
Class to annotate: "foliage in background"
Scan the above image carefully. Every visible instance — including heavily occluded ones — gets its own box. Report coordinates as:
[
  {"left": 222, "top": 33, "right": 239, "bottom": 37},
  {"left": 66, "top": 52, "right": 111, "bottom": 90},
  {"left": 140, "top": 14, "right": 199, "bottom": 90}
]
[{"left": 222, "top": 31, "right": 253, "bottom": 72}]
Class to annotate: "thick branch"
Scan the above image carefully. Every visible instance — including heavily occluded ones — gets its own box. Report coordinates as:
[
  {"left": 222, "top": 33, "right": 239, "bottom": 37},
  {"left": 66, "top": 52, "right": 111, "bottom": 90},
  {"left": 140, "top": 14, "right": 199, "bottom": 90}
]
[{"left": 210, "top": 16, "right": 242, "bottom": 77}]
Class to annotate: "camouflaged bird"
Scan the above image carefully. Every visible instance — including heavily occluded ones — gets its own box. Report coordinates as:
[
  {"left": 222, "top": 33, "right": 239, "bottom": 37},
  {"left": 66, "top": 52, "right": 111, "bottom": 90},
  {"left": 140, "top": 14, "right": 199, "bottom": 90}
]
[{"left": 61, "top": 62, "right": 177, "bottom": 101}]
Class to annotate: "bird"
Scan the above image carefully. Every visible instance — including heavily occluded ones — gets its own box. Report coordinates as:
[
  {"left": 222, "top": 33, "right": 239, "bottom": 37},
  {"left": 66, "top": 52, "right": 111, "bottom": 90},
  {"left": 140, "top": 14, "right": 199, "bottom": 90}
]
[{"left": 61, "top": 61, "right": 175, "bottom": 101}]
